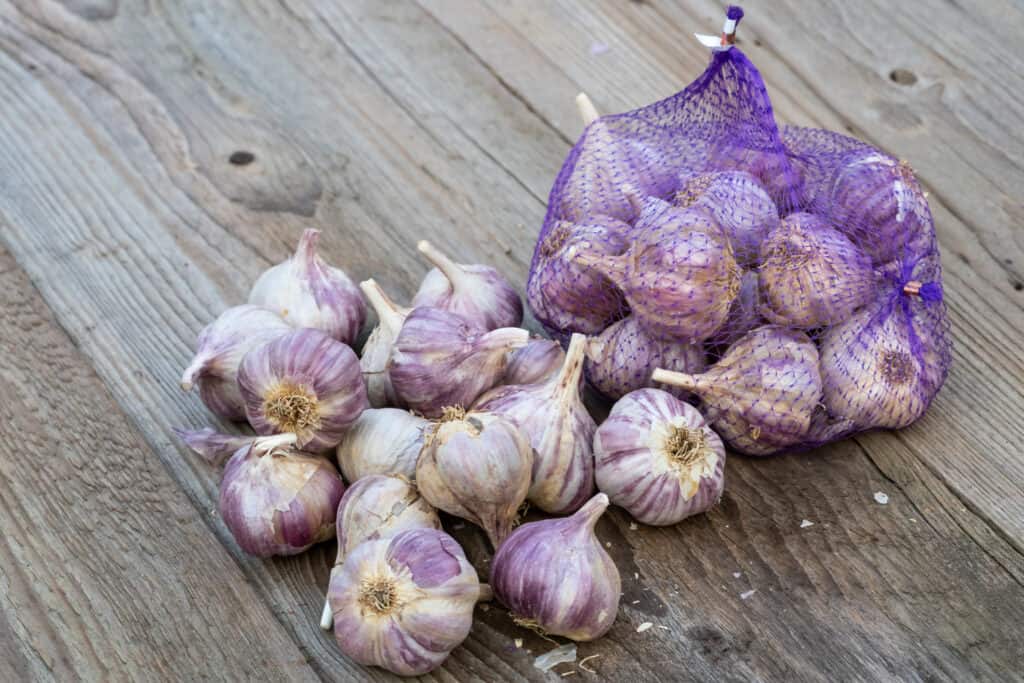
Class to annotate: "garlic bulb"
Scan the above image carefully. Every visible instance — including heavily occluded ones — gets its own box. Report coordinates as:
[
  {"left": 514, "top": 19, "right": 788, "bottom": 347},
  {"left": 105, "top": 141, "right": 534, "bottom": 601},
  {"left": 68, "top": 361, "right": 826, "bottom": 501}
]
[
  {"left": 526, "top": 215, "right": 629, "bottom": 335},
  {"left": 320, "top": 474, "right": 441, "bottom": 630},
  {"left": 584, "top": 315, "right": 706, "bottom": 401},
  {"left": 758, "top": 212, "right": 876, "bottom": 328},
  {"left": 248, "top": 228, "right": 366, "bottom": 345},
  {"left": 327, "top": 528, "right": 485, "bottom": 676},
  {"left": 389, "top": 307, "right": 529, "bottom": 418},
  {"left": 574, "top": 191, "right": 740, "bottom": 342},
  {"left": 504, "top": 338, "right": 566, "bottom": 386},
  {"left": 653, "top": 326, "right": 822, "bottom": 456},
  {"left": 180, "top": 305, "right": 291, "bottom": 421},
  {"left": 218, "top": 433, "right": 345, "bottom": 557},
  {"left": 722, "top": 146, "right": 807, "bottom": 212},
  {"left": 490, "top": 493, "right": 620, "bottom": 641},
  {"left": 412, "top": 240, "right": 523, "bottom": 331},
  {"left": 358, "top": 279, "right": 411, "bottom": 408},
  {"left": 335, "top": 408, "right": 428, "bottom": 482},
  {"left": 594, "top": 389, "right": 725, "bottom": 526},
  {"left": 237, "top": 329, "right": 368, "bottom": 453},
  {"left": 416, "top": 407, "right": 533, "bottom": 546},
  {"left": 820, "top": 297, "right": 946, "bottom": 430},
  {"left": 474, "top": 334, "right": 596, "bottom": 514},
  {"left": 674, "top": 170, "right": 779, "bottom": 265}
]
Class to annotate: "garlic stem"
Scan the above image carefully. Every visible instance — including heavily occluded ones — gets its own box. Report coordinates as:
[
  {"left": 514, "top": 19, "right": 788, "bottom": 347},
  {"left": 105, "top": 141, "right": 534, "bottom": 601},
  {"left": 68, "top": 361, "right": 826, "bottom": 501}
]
[
  {"left": 651, "top": 368, "right": 698, "bottom": 392},
  {"left": 576, "top": 492, "right": 609, "bottom": 532},
  {"left": 251, "top": 432, "right": 299, "bottom": 456},
  {"left": 294, "top": 228, "right": 321, "bottom": 270},
  {"left": 553, "top": 334, "right": 586, "bottom": 395},
  {"left": 180, "top": 354, "right": 212, "bottom": 391},
  {"left": 575, "top": 92, "right": 600, "bottom": 126},
  {"left": 477, "top": 583, "right": 494, "bottom": 603},
  {"left": 417, "top": 241, "right": 465, "bottom": 291},
  {"left": 319, "top": 598, "right": 333, "bottom": 631},
  {"left": 359, "top": 279, "right": 406, "bottom": 335}
]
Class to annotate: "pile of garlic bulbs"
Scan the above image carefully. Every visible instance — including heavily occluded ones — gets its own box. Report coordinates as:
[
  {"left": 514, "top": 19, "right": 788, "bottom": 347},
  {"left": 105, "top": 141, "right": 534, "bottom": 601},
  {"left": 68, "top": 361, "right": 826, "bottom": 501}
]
[{"left": 176, "top": 230, "right": 727, "bottom": 676}]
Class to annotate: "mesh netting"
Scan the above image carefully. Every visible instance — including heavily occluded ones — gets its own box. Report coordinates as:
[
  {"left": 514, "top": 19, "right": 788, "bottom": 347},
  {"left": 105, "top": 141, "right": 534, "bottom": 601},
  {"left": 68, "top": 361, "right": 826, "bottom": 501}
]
[{"left": 526, "top": 17, "right": 951, "bottom": 456}]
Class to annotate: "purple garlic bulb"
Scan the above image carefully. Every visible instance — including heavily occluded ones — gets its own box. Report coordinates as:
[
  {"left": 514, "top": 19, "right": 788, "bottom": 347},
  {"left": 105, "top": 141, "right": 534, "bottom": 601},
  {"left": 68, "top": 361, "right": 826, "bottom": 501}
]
[
  {"left": 828, "top": 152, "right": 933, "bottom": 264},
  {"left": 248, "top": 229, "right": 366, "bottom": 345},
  {"left": 474, "top": 334, "right": 596, "bottom": 515},
  {"left": 335, "top": 408, "right": 429, "bottom": 482},
  {"left": 218, "top": 433, "right": 345, "bottom": 557},
  {"left": 328, "top": 528, "right": 484, "bottom": 676},
  {"left": 237, "top": 329, "right": 368, "bottom": 453},
  {"left": 584, "top": 315, "right": 706, "bottom": 401},
  {"left": 180, "top": 305, "right": 292, "bottom": 421},
  {"left": 674, "top": 170, "right": 779, "bottom": 265},
  {"left": 574, "top": 191, "right": 741, "bottom": 342},
  {"left": 412, "top": 240, "right": 523, "bottom": 331},
  {"left": 720, "top": 146, "right": 807, "bottom": 212},
  {"left": 758, "top": 212, "right": 876, "bottom": 328},
  {"left": 503, "top": 338, "right": 566, "bottom": 386},
  {"left": 415, "top": 408, "right": 533, "bottom": 547},
  {"left": 389, "top": 307, "right": 528, "bottom": 418},
  {"left": 358, "top": 279, "right": 411, "bottom": 408},
  {"left": 820, "top": 297, "right": 946, "bottom": 430},
  {"left": 490, "top": 493, "right": 620, "bottom": 642},
  {"left": 653, "top": 326, "right": 823, "bottom": 456},
  {"left": 594, "top": 389, "right": 725, "bottom": 526},
  {"left": 526, "top": 215, "right": 629, "bottom": 335}
]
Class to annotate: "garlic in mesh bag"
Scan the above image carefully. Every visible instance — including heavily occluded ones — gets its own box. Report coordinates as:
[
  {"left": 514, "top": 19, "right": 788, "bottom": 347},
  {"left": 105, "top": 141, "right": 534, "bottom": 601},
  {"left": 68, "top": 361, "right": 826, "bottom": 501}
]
[{"left": 526, "top": 5, "right": 951, "bottom": 455}]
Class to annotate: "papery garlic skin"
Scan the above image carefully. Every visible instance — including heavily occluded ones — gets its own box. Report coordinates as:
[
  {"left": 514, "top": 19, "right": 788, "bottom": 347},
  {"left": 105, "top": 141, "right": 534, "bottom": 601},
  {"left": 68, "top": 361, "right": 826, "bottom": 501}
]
[
  {"left": 653, "top": 326, "right": 822, "bottom": 456},
  {"left": 335, "top": 408, "right": 428, "bottom": 482},
  {"left": 717, "top": 269, "right": 764, "bottom": 347},
  {"left": 584, "top": 315, "right": 706, "bottom": 401},
  {"left": 474, "top": 334, "right": 596, "bottom": 515},
  {"left": 173, "top": 427, "right": 254, "bottom": 465},
  {"left": 413, "top": 240, "right": 523, "bottom": 331},
  {"left": 759, "top": 213, "right": 876, "bottom": 328},
  {"left": 180, "top": 305, "right": 292, "bottom": 421},
  {"left": 416, "top": 408, "right": 533, "bottom": 546},
  {"left": 720, "top": 146, "right": 807, "bottom": 212},
  {"left": 358, "top": 279, "right": 411, "bottom": 408},
  {"left": 237, "top": 329, "right": 368, "bottom": 453},
  {"left": 219, "top": 434, "right": 345, "bottom": 557},
  {"left": 594, "top": 389, "right": 724, "bottom": 526},
  {"left": 389, "top": 307, "right": 529, "bottom": 418},
  {"left": 490, "top": 493, "right": 620, "bottom": 642},
  {"left": 328, "top": 528, "right": 481, "bottom": 676},
  {"left": 249, "top": 228, "right": 366, "bottom": 345},
  {"left": 504, "top": 338, "right": 566, "bottom": 386}
]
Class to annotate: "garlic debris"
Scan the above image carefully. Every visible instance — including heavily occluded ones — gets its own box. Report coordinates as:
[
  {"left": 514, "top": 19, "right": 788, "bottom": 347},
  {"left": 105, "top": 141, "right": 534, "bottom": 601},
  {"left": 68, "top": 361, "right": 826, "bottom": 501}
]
[
  {"left": 335, "top": 408, "right": 429, "bottom": 483},
  {"left": 358, "top": 279, "right": 410, "bottom": 408}
]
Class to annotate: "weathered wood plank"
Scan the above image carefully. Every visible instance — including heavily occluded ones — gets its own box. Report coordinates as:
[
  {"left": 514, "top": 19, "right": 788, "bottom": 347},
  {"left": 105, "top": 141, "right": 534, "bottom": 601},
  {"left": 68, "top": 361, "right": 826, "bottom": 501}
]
[{"left": 0, "top": 247, "right": 318, "bottom": 682}]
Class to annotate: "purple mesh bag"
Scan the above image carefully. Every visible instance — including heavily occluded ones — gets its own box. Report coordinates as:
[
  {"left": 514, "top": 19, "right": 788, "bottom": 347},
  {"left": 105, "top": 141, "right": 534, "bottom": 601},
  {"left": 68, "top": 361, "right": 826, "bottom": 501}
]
[{"left": 526, "top": 6, "right": 951, "bottom": 456}]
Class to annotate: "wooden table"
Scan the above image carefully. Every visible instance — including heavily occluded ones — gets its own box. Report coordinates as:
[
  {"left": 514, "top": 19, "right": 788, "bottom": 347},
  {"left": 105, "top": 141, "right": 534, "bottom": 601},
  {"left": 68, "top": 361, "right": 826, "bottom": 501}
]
[{"left": 2, "top": 1, "right": 1022, "bottom": 680}]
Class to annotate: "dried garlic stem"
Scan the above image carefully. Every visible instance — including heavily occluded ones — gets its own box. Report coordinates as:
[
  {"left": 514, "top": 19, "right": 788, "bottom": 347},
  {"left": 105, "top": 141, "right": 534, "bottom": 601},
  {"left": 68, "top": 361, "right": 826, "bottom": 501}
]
[
  {"left": 319, "top": 598, "right": 333, "bottom": 631},
  {"left": 575, "top": 92, "right": 600, "bottom": 126},
  {"left": 417, "top": 241, "right": 464, "bottom": 289},
  {"left": 359, "top": 279, "right": 405, "bottom": 333}
]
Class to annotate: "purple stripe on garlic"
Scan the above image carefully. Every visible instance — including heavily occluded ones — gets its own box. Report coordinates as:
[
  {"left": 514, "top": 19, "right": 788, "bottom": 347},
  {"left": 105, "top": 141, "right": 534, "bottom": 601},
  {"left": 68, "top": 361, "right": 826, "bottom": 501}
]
[
  {"left": 335, "top": 408, "right": 429, "bottom": 483},
  {"left": 594, "top": 389, "right": 725, "bottom": 526},
  {"left": 503, "top": 338, "right": 566, "bottom": 386},
  {"left": 358, "top": 279, "right": 411, "bottom": 408}
]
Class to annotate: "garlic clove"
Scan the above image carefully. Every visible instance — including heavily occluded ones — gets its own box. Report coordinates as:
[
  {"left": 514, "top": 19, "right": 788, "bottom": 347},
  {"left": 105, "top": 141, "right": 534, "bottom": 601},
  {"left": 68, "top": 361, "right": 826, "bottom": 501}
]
[
  {"left": 415, "top": 408, "right": 533, "bottom": 547},
  {"left": 412, "top": 240, "right": 523, "bottom": 331},
  {"left": 389, "top": 307, "right": 529, "bottom": 418},
  {"left": 358, "top": 279, "right": 411, "bottom": 408},
  {"left": 652, "top": 325, "right": 823, "bottom": 456},
  {"left": 490, "top": 493, "right": 620, "bottom": 642},
  {"left": 503, "top": 338, "right": 566, "bottom": 386},
  {"left": 474, "top": 334, "right": 596, "bottom": 514},
  {"left": 173, "top": 427, "right": 253, "bottom": 465},
  {"left": 594, "top": 389, "right": 725, "bottom": 526},
  {"left": 180, "top": 305, "right": 292, "bottom": 421},
  {"left": 248, "top": 228, "right": 366, "bottom": 345},
  {"left": 335, "top": 408, "right": 429, "bottom": 483},
  {"left": 328, "top": 528, "right": 482, "bottom": 676},
  {"left": 237, "top": 329, "right": 368, "bottom": 453}
]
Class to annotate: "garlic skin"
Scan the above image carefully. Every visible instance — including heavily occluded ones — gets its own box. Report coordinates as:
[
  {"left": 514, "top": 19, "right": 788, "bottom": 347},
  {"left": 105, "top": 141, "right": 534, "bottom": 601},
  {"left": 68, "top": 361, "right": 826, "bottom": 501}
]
[
  {"left": 237, "top": 329, "right": 369, "bottom": 453},
  {"left": 474, "top": 334, "right": 596, "bottom": 515},
  {"left": 218, "top": 433, "right": 345, "bottom": 557},
  {"left": 503, "top": 338, "right": 566, "bottom": 386},
  {"left": 358, "top": 279, "right": 411, "bottom": 408},
  {"left": 389, "top": 307, "right": 529, "bottom": 418},
  {"left": 594, "top": 389, "right": 724, "bottom": 526},
  {"left": 328, "top": 528, "right": 482, "bottom": 676},
  {"left": 174, "top": 427, "right": 253, "bottom": 465},
  {"left": 758, "top": 212, "right": 876, "bottom": 328},
  {"left": 490, "top": 493, "right": 620, "bottom": 642},
  {"left": 720, "top": 146, "right": 807, "bottom": 212},
  {"left": 416, "top": 408, "right": 533, "bottom": 547},
  {"left": 653, "top": 326, "right": 823, "bottom": 456},
  {"left": 716, "top": 269, "right": 764, "bottom": 347},
  {"left": 335, "top": 408, "right": 428, "bottom": 483},
  {"left": 248, "top": 228, "right": 366, "bottom": 345},
  {"left": 413, "top": 240, "right": 523, "bottom": 331},
  {"left": 584, "top": 315, "right": 706, "bottom": 401},
  {"left": 180, "top": 305, "right": 292, "bottom": 421}
]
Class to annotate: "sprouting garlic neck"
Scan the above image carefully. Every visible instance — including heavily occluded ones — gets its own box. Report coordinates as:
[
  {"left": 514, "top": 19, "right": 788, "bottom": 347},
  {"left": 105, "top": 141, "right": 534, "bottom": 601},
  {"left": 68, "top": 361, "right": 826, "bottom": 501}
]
[
  {"left": 358, "top": 576, "right": 400, "bottom": 616},
  {"left": 879, "top": 349, "right": 914, "bottom": 386},
  {"left": 263, "top": 383, "right": 322, "bottom": 433}
]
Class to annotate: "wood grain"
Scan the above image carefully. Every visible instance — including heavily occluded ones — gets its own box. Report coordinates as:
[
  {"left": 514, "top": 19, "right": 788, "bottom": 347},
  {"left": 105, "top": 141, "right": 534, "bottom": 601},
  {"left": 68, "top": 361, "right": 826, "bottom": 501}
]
[{"left": 0, "top": 0, "right": 1022, "bottom": 680}]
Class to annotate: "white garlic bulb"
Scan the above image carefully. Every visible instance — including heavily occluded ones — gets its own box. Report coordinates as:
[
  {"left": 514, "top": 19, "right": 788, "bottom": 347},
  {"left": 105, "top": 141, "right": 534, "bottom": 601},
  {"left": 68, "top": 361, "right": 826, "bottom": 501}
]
[{"left": 335, "top": 408, "right": 429, "bottom": 483}]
